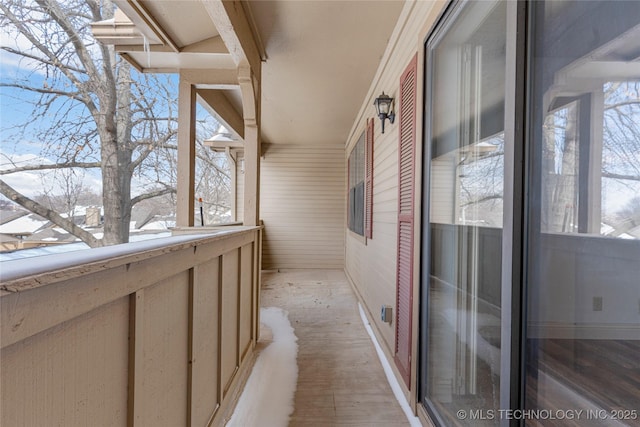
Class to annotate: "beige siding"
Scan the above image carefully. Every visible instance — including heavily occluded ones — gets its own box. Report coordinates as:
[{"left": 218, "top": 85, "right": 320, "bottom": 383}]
[
  {"left": 1, "top": 228, "right": 262, "bottom": 427},
  {"left": 1, "top": 297, "right": 129, "bottom": 427},
  {"left": 345, "top": 120, "right": 399, "bottom": 349},
  {"left": 261, "top": 144, "right": 345, "bottom": 269},
  {"left": 344, "top": 0, "right": 447, "bottom": 401},
  {"left": 191, "top": 258, "right": 220, "bottom": 427},
  {"left": 141, "top": 272, "right": 190, "bottom": 425}
]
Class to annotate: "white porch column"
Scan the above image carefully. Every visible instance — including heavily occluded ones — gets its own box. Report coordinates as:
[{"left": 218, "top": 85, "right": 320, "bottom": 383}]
[{"left": 177, "top": 76, "right": 196, "bottom": 227}]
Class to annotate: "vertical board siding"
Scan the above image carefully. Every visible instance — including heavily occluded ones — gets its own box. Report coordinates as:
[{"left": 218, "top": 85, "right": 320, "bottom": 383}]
[
  {"left": 261, "top": 145, "right": 345, "bottom": 269},
  {"left": 0, "top": 297, "right": 129, "bottom": 427},
  {"left": 221, "top": 249, "right": 240, "bottom": 396},
  {"left": 239, "top": 243, "right": 254, "bottom": 361},
  {"left": 1, "top": 229, "right": 262, "bottom": 427},
  {"left": 191, "top": 258, "right": 221, "bottom": 427},
  {"left": 394, "top": 54, "right": 418, "bottom": 387},
  {"left": 142, "top": 272, "right": 190, "bottom": 426}
]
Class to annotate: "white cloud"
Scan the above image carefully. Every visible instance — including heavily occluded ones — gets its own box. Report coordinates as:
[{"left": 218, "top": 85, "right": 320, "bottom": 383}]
[
  {"left": 1, "top": 153, "right": 51, "bottom": 197},
  {"left": 1, "top": 151, "right": 102, "bottom": 198},
  {"left": 2, "top": 171, "right": 48, "bottom": 197},
  {"left": 0, "top": 27, "right": 46, "bottom": 77},
  {"left": 0, "top": 152, "right": 53, "bottom": 171}
]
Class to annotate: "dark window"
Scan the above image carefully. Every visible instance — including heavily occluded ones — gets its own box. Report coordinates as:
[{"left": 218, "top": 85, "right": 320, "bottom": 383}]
[{"left": 348, "top": 132, "right": 365, "bottom": 235}]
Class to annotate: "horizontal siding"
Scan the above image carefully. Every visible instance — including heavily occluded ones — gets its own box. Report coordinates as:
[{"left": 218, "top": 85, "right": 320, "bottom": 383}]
[
  {"left": 345, "top": 0, "right": 445, "bottom": 356},
  {"left": 261, "top": 144, "right": 345, "bottom": 269}
]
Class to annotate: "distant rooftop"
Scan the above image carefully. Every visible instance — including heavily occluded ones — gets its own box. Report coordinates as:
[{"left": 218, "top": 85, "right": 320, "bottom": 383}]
[{"left": 0, "top": 230, "right": 171, "bottom": 262}]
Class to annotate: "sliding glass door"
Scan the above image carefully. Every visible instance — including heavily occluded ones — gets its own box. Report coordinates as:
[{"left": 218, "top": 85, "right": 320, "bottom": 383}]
[
  {"left": 525, "top": 1, "right": 640, "bottom": 425},
  {"left": 422, "top": 1, "right": 508, "bottom": 425},
  {"left": 420, "top": 1, "right": 640, "bottom": 426}
]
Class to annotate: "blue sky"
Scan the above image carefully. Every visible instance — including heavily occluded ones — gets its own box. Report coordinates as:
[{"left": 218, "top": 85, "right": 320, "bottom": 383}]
[
  {"left": 1, "top": 57, "right": 93, "bottom": 197},
  {"left": 0, "top": 67, "right": 44, "bottom": 147},
  {"left": 0, "top": 36, "right": 184, "bottom": 199},
  {"left": 1, "top": 46, "right": 218, "bottom": 201}
]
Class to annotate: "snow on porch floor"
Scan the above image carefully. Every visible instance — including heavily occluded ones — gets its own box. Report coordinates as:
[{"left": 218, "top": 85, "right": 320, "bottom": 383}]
[{"left": 259, "top": 269, "right": 413, "bottom": 427}]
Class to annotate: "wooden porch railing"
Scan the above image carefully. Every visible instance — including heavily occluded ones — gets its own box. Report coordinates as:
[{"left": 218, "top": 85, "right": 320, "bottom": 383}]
[{"left": 1, "top": 227, "right": 262, "bottom": 427}]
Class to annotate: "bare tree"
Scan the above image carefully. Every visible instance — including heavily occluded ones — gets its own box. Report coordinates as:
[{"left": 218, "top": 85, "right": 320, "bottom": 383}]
[
  {"left": 541, "top": 102, "right": 580, "bottom": 233},
  {"left": 39, "top": 167, "right": 86, "bottom": 218},
  {"left": 603, "top": 81, "right": 640, "bottom": 183},
  {"left": 0, "top": 0, "right": 178, "bottom": 246}
]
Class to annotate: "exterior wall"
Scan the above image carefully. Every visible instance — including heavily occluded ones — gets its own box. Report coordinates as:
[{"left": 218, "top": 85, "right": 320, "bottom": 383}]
[
  {"left": 344, "top": 0, "right": 447, "bottom": 408},
  {"left": 1, "top": 229, "right": 262, "bottom": 427},
  {"left": 261, "top": 144, "right": 345, "bottom": 269}
]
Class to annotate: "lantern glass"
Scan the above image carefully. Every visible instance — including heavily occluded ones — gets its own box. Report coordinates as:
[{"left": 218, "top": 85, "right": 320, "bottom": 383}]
[
  {"left": 378, "top": 100, "right": 390, "bottom": 115},
  {"left": 374, "top": 92, "right": 392, "bottom": 117}
]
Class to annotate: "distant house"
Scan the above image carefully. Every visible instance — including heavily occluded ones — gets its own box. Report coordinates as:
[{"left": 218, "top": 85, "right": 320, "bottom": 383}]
[
  {"left": 0, "top": 205, "right": 176, "bottom": 254},
  {"left": 0, "top": 211, "right": 51, "bottom": 251}
]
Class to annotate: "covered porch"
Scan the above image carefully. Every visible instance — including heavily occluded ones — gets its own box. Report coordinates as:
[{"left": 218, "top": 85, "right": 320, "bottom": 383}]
[
  {"left": 1, "top": 243, "right": 414, "bottom": 425},
  {"left": 1, "top": 0, "right": 435, "bottom": 426},
  {"left": 3, "top": 0, "right": 639, "bottom": 426},
  {"left": 259, "top": 269, "right": 412, "bottom": 426}
]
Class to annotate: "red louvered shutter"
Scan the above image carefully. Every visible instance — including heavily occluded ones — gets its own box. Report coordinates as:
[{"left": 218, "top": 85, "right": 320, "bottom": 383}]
[
  {"left": 365, "top": 118, "right": 374, "bottom": 239},
  {"left": 395, "top": 54, "right": 417, "bottom": 387},
  {"left": 347, "top": 156, "right": 351, "bottom": 230}
]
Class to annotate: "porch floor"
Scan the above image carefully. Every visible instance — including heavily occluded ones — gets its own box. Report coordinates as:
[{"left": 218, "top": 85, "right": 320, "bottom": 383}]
[{"left": 260, "top": 269, "right": 412, "bottom": 426}]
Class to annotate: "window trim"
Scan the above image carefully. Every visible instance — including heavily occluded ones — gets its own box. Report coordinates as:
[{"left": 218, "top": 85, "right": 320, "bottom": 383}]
[
  {"left": 347, "top": 122, "right": 375, "bottom": 240},
  {"left": 347, "top": 131, "right": 366, "bottom": 237},
  {"left": 365, "top": 117, "right": 375, "bottom": 239}
]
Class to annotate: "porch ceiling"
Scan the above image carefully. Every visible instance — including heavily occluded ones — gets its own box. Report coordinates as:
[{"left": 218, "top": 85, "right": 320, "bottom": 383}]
[
  {"left": 100, "top": 0, "right": 404, "bottom": 146},
  {"left": 249, "top": 0, "right": 404, "bottom": 145}
]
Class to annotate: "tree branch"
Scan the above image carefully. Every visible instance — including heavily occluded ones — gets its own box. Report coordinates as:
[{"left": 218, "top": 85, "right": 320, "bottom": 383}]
[
  {"left": 131, "top": 186, "right": 176, "bottom": 207},
  {"left": 602, "top": 172, "right": 640, "bottom": 182},
  {"left": 129, "top": 131, "right": 177, "bottom": 171},
  {"left": 605, "top": 100, "right": 640, "bottom": 110},
  {"left": 0, "top": 3, "right": 84, "bottom": 89},
  {"left": 35, "top": 0, "right": 101, "bottom": 83},
  {"left": 0, "top": 46, "right": 87, "bottom": 75},
  {"left": 0, "top": 179, "right": 102, "bottom": 247},
  {"left": 0, "top": 82, "right": 85, "bottom": 103},
  {"left": 0, "top": 161, "right": 101, "bottom": 175},
  {"left": 461, "top": 194, "right": 503, "bottom": 207}
]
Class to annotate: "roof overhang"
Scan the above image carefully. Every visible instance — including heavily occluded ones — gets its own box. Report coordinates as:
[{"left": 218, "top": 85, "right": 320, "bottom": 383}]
[{"left": 93, "top": 0, "right": 405, "bottom": 146}]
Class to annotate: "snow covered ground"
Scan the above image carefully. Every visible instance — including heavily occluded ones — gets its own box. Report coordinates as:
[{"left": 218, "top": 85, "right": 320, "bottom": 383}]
[{"left": 227, "top": 307, "right": 299, "bottom": 427}]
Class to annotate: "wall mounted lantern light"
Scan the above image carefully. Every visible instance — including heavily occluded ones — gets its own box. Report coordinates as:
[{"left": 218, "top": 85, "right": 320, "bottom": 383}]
[{"left": 373, "top": 92, "right": 395, "bottom": 134}]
